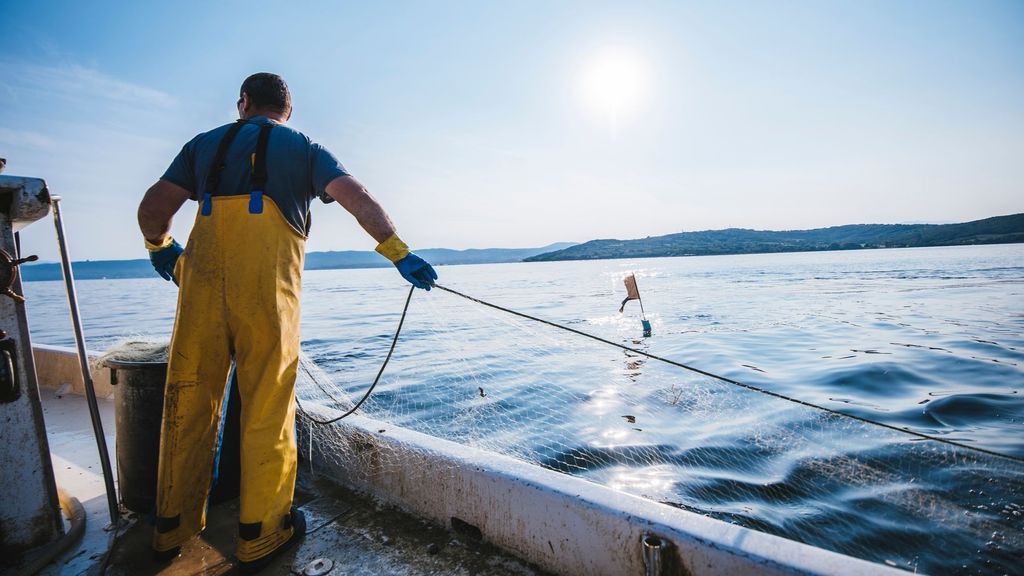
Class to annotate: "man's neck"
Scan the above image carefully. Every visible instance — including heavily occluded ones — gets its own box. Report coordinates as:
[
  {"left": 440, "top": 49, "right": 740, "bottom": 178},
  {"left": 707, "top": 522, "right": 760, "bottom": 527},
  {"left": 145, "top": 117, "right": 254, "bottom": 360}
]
[{"left": 242, "top": 110, "right": 287, "bottom": 123}]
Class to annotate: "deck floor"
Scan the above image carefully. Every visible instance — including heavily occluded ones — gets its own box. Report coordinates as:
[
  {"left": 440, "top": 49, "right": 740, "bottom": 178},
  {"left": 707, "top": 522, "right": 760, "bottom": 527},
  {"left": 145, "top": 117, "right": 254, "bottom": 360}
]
[{"left": 20, "top": 389, "right": 546, "bottom": 576}]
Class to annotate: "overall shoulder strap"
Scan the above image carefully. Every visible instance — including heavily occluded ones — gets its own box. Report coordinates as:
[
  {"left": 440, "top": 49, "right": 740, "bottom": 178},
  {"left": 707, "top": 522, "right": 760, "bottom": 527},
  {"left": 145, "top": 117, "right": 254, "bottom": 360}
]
[
  {"left": 201, "top": 120, "right": 247, "bottom": 215},
  {"left": 248, "top": 123, "right": 274, "bottom": 214}
]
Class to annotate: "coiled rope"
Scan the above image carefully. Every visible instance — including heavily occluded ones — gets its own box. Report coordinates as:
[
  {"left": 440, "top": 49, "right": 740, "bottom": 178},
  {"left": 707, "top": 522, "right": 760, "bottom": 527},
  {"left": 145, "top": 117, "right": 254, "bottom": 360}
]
[{"left": 299, "top": 283, "right": 1024, "bottom": 465}]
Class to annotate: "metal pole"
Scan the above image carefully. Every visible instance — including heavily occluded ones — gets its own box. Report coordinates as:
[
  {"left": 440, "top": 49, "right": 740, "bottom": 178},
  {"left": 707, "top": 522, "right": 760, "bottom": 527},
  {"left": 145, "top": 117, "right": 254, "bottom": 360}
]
[
  {"left": 633, "top": 275, "right": 647, "bottom": 320},
  {"left": 634, "top": 276, "right": 652, "bottom": 336},
  {"left": 642, "top": 534, "right": 664, "bottom": 576},
  {"left": 51, "top": 196, "right": 119, "bottom": 524}
]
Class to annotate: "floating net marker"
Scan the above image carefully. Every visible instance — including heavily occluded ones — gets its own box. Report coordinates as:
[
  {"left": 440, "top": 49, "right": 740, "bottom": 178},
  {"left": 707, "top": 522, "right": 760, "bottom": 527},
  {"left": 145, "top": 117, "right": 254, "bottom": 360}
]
[{"left": 619, "top": 273, "right": 652, "bottom": 336}]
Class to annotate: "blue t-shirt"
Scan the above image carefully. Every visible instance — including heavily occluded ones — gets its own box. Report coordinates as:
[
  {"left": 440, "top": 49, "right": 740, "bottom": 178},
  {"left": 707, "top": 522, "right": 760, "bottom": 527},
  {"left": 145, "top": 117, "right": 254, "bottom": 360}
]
[{"left": 161, "top": 117, "right": 349, "bottom": 235}]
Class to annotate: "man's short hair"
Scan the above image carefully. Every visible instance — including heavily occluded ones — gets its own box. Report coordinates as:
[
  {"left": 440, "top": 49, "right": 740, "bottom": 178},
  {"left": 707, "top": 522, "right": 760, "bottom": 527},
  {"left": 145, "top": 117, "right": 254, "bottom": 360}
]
[{"left": 240, "top": 73, "right": 291, "bottom": 114}]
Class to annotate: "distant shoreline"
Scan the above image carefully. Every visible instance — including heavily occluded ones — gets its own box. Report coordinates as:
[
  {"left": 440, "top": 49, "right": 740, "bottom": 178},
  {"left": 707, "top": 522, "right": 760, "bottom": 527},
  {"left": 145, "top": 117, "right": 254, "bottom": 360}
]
[
  {"left": 21, "top": 238, "right": 1022, "bottom": 282},
  {"left": 20, "top": 213, "right": 1024, "bottom": 282},
  {"left": 525, "top": 213, "right": 1023, "bottom": 263}
]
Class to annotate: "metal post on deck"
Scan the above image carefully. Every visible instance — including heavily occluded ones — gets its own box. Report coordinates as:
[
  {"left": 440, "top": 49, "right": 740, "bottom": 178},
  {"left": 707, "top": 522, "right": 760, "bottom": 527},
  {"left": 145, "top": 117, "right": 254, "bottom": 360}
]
[
  {"left": 642, "top": 534, "right": 665, "bottom": 576},
  {"left": 51, "top": 196, "right": 119, "bottom": 524}
]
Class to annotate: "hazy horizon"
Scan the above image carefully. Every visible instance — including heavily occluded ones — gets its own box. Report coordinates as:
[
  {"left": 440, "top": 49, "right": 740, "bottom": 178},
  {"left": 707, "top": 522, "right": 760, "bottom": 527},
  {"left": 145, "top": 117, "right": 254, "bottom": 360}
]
[{"left": 19, "top": 211, "right": 1021, "bottom": 268}]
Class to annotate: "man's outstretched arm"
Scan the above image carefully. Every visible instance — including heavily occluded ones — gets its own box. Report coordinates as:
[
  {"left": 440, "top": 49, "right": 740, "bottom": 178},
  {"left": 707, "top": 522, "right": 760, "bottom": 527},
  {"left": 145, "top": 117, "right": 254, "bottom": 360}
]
[
  {"left": 325, "top": 175, "right": 437, "bottom": 290},
  {"left": 324, "top": 175, "right": 397, "bottom": 243}
]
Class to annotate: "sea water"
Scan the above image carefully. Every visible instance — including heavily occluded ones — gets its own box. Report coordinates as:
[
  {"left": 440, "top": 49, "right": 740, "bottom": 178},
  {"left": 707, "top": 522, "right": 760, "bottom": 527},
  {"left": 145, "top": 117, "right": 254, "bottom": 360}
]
[{"left": 23, "top": 244, "right": 1024, "bottom": 574}]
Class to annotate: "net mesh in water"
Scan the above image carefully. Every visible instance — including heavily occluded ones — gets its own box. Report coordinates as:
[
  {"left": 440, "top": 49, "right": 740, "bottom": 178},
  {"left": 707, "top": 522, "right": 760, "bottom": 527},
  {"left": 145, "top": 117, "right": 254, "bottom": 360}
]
[{"left": 295, "top": 287, "right": 1023, "bottom": 576}]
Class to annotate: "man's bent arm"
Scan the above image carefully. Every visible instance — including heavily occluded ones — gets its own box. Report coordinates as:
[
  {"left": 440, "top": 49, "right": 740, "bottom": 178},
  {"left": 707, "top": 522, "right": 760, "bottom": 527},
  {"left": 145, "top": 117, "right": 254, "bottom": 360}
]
[
  {"left": 138, "top": 180, "right": 191, "bottom": 243},
  {"left": 324, "top": 175, "right": 397, "bottom": 244}
]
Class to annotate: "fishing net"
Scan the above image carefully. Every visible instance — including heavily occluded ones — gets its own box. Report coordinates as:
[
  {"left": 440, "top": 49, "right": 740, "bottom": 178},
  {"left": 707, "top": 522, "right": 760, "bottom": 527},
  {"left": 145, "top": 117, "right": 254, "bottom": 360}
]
[
  {"left": 98, "top": 338, "right": 171, "bottom": 364},
  {"left": 294, "top": 280, "right": 1024, "bottom": 576}
]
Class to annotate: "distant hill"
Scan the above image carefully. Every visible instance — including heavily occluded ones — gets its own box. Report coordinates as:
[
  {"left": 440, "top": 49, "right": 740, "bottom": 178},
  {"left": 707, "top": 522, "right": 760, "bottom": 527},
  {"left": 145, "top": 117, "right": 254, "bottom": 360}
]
[
  {"left": 304, "top": 242, "right": 576, "bottom": 270},
  {"left": 524, "top": 214, "right": 1024, "bottom": 262},
  {"left": 20, "top": 242, "right": 577, "bottom": 282}
]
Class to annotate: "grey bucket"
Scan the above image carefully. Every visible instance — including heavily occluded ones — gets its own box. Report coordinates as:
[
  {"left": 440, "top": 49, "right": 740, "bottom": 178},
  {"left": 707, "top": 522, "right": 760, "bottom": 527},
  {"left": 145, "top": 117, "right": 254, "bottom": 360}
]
[{"left": 106, "top": 359, "right": 166, "bottom": 513}]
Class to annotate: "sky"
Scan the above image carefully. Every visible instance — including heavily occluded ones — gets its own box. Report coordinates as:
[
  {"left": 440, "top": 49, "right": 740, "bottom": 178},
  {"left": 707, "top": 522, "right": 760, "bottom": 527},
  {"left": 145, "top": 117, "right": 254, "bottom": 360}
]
[{"left": 1, "top": 0, "right": 1022, "bottom": 261}]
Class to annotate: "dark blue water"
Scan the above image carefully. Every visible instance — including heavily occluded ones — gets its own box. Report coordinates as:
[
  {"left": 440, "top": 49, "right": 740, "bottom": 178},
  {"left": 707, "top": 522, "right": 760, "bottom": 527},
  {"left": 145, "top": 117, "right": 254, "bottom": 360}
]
[{"left": 24, "top": 244, "right": 1024, "bottom": 574}]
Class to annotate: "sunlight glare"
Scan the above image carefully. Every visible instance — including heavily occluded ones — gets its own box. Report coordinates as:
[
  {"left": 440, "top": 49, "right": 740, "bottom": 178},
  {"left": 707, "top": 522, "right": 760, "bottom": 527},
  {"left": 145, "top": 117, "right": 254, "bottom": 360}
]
[{"left": 578, "top": 47, "right": 650, "bottom": 132}]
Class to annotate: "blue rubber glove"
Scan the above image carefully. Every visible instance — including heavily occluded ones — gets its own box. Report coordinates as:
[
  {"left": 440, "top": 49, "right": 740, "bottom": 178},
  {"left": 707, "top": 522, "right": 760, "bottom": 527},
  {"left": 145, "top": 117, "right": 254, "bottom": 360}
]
[
  {"left": 149, "top": 240, "right": 183, "bottom": 284},
  {"left": 395, "top": 252, "right": 437, "bottom": 290}
]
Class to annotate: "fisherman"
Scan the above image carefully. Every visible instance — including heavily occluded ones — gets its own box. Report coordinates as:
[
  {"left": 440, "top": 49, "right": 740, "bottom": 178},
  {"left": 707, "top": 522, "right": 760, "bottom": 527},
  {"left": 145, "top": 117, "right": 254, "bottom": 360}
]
[{"left": 137, "top": 72, "right": 437, "bottom": 572}]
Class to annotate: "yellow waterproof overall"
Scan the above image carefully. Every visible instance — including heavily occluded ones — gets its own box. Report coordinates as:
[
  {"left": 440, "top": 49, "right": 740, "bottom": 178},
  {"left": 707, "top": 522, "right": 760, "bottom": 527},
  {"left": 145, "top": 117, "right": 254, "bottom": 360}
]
[{"left": 153, "top": 122, "right": 304, "bottom": 562}]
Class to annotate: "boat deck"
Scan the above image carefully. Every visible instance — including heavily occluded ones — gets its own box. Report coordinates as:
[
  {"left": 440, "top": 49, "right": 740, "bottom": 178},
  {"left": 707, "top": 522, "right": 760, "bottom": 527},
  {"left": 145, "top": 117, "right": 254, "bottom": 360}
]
[
  {"left": 24, "top": 390, "right": 545, "bottom": 576},
  {"left": 10, "top": 345, "right": 909, "bottom": 576}
]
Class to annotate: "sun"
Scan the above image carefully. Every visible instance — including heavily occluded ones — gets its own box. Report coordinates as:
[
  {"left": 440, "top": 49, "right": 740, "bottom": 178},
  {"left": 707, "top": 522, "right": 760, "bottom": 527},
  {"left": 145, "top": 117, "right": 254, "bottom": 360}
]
[{"left": 577, "top": 47, "right": 650, "bottom": 132}]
